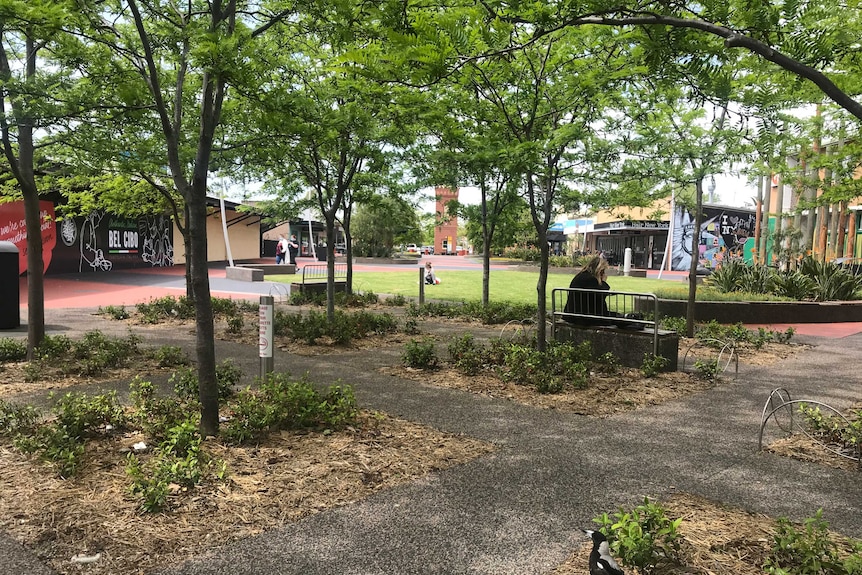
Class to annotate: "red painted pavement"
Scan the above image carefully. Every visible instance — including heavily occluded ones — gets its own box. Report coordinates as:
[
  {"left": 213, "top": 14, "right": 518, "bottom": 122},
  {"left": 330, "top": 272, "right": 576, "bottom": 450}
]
[{"left": 15, "top": 258, "right": 862, "bottom": 338}]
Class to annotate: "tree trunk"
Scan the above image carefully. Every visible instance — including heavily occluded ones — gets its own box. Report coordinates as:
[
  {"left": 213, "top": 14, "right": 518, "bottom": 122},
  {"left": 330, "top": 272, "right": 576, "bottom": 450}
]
[
  {"left": 686, "top": 179, "right": 705, "bottom": 338},
  {"left": 325, "top": 220, "right": 336, "bottom": 322},
  {"left": 836, "top": 201, "right": 848, "bottom": 260},
  {"left": 183, "top": 204, "right": 194, "bottom": 301},
  {"left": 536, "top": 229, "right": 550, "bottom": 352},
  {"left": 22, "top": 179, "right": 45, "bottom": 360},
  {"left": 186, "top": 193, "right": 219, "bottom": 436}
]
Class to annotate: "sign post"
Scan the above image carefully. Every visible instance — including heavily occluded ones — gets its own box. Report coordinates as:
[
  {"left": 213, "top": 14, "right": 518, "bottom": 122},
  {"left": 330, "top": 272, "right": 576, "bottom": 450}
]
[{"left": 259, "top": 296, "right": 274, "bottom": 378}]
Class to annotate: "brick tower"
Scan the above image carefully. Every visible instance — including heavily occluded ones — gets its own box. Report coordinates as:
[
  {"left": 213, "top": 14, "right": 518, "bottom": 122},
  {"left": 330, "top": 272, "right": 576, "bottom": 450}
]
[{"left": 433, "top": 186, "right": 459, "bottom": 254}]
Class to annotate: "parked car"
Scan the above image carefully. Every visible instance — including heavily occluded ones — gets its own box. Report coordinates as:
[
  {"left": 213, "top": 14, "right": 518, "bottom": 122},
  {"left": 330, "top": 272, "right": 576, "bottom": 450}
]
[
  {"left": 405, "top": 244, "right": 420, "bottom": 253},
  {"left": 421, "top": 245, "right": 434, "bottom": 255}
]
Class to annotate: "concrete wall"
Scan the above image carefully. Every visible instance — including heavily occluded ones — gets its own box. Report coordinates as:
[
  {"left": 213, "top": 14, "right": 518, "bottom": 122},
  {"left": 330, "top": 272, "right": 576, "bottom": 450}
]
[{"left": 172, "top": 207, "right": 260, "bottom": 264}]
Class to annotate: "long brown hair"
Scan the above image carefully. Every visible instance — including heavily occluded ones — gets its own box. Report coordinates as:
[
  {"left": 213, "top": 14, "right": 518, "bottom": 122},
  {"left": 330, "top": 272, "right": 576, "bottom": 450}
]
[{"left": 583, "top": 256, "right": 609, "bottom": 279}]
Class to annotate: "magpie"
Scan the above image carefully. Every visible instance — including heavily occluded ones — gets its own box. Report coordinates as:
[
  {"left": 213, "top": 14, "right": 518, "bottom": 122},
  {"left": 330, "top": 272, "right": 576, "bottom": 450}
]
[{"left": 585, "top": 529, "right": 625, "bottom": 575}]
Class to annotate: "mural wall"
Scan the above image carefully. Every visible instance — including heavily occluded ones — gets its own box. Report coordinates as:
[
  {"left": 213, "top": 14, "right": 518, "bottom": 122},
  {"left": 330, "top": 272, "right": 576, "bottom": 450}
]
[
  {"left": 671, "top": 205, "right": 757, "bottom": 271},
  {"left": 0, "top": 200, "right": 173, "bottom": 276}
]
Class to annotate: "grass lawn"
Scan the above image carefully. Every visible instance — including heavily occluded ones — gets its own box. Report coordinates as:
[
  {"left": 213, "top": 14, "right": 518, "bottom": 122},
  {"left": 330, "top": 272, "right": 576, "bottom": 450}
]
[{"left": 271, "top": 270, "right": 680, "bottom": 306}]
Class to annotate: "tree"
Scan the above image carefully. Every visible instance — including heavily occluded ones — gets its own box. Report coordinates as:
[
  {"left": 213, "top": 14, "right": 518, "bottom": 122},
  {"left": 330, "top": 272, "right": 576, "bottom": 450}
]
[
  {"left": 78, "top": 0, "right": 292, "bottom": 435},
  {"left": 0, "top": 0, "right": 90, "bottom": 358},
  {"left": 477, "top": 2, "right": 862, "bottom": 122}
]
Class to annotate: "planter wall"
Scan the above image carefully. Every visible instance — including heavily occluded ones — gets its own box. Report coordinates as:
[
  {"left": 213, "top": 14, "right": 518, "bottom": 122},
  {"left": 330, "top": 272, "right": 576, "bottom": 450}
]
[{"left": 649, "top": 299, "right": 862, "bottom": 324}]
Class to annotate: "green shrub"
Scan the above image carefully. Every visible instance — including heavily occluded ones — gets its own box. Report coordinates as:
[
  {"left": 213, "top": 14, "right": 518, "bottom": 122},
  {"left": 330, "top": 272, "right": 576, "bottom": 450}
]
[
  {"left": 801, "top": 256, "right": 862, "bottom": 302},
  {"left": 771, "top": 269, "right": 816, "bottom": 300},
  {"left": 500, "top": 342, "right": 589, "bottom": 393},
  {"left": 35, "top": 334, "right": 72, "bottom": 360},
  {"left": 594, "top": 497, "right": 683, "bottom": 575},
  {"left": 98, "top": 305, "right": 130, "bottom": 320},
  {"left": 405, "top": 300, "right": 537, "bottom": 325},
  {"left": 222, "top": 375, "right": 358, "bottom": 444},
  {"left": 226, "top": 315, "right": 244, "bottom": 334},
  {"left": 447, "top": 334, "right": 485, "bottom": 375},
  {"left": 126, "top": 417, "right": 225, "bottom": 513},
  {"left": 171, "top": 359, "right": 238, "bottom": 403},
  {"left": 210, "top": 297, "right": 240, "bottom": 317},
  {"left": 595, "top": 352, "right": 620, "bottom": 374},
  {"left": 12, "top": 391, "right": 125, "bottom": 477},
  {"left": 52, "top": 390, "right": 126, "bottom": 438},
  {"left": 693, "top": 359, "right": 719, "bottom": 381},
  {"left": 384, "top": 294, "right": 408, "bottom": 306},
  {"left": 659, "top": 316, "right": 687, "bottom": 334},
  {"left": 0, "top": 338, "right": 26, "bottom": 362},
  {"left": 402, "top": 338, "right": 438, "bottom": 369},
  {"left": 136, "top": 296, "right": 195, "bottom": 323},
  {"left": 130, "top": 378, "right": 189, "bottom": 441},
  {"left": 706, "top": 259, "right": 747, "bottom": 293},
  {"left": 764, "top": 510, "right": 862, "bottom": 575},
  {"left": 0, "top": 399, "right": 40, "bottom": 437},
  {"left": 640, "top": 354, "right": 669, "bottom": 378},
  {"left": 149, "top": 345, "right": 190, "bottom": 367}
]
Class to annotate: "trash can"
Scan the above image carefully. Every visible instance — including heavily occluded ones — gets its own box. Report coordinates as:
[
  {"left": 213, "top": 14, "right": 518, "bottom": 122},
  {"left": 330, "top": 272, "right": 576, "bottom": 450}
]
[
  {"left": 0, "top": 241, "right": 20, "bottom": 329},
  {"left": 316, "top": 249, "right": 327, "bottom": 262}
]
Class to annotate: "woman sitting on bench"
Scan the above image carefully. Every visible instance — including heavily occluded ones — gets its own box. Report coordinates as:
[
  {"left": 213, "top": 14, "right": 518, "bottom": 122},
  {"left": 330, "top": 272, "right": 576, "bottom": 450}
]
[{"left": 563, "top": 256, "right": 618, "bottom": 325}]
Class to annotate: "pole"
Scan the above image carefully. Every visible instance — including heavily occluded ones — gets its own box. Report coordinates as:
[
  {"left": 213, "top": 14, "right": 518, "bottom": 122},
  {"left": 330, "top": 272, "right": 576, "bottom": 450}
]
[
  {"left": 418, "top": 267, "right": 425, "bottom": 304},
  {"left": 259, "top": 296, "right": 274, "bottom": 378},
  {"left": 220, "top": 196, "right": 234, "bottom": 267},
  {"left": 658, "top": 191, "right": 674, "bottom": 279}
]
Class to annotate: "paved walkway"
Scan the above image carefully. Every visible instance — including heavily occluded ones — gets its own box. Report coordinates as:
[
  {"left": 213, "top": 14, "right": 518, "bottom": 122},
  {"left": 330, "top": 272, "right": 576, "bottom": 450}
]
[{"left": 2, "top": 264, "right": 862, "bottom": 574}]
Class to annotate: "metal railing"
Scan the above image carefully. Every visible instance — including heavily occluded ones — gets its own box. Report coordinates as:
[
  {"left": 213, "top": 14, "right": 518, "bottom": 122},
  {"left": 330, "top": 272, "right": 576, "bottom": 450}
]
[
  {"left": 551, "top": 288, "right": 661, "bottom": 357},
  {"left": 301, "top": 263, "right": 347, "bottom": 284}
]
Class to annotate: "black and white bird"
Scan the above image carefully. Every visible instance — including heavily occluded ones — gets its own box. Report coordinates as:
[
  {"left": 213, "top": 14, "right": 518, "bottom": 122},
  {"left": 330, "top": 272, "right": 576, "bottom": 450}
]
[{"left": 585, "top": 529, "right": 625, "bottom": 575}]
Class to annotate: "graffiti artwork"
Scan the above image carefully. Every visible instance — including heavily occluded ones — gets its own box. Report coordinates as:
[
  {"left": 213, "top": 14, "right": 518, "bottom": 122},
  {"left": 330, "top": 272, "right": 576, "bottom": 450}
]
[
  {"left": 0, "top": 200, "right": 57, "bottom": 275},
  {"left": 0, "top": 199, "right": 174, "bottom": 276},
  {"left": 80, "top": 212, "right": 113, "bottom": 272},
  {"left": 140, "top": 215, "right": 174, "bottom": 267},
  {"left": 671, "top": 206, "right": 757, "bottom": 271}
]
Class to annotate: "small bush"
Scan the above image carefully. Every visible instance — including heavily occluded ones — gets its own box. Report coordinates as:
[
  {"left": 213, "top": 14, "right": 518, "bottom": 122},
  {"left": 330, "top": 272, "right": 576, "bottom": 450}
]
[
  {"left": 659, "top": 316, "right": 687, "bottom": 334},
  {"left": 130, "top": 378, "right": 189, "bottom": 441},
  {"left": 0, "top": 399, "right": 40, "bottom": 437},
  {"left": 500, "top": 342, "right": 590, "bottom": 393},
  {"left": 13, "top": 391, "right": 125, "bottom": 477},
  {"left": 764, "top": 510, "right": 862, "bottom": 575},
  {"left": 98, "top": 305, "right": 130, "bottom": 320},
  {"left": 402, "top": 338, "right": 438, "bottom": 369},
  {"left": 149, "top": 345, "right": 190, "bottom": 368},
  {"left": 126, "top": 417, "right": 224, "bottom": 513},
  {"left": 222, "top": 375, "right": 358, "bottom": 444},
  {"left": 640, "top": 354, "right": 669, "bottom": 378},
  {"left": 594, "top": 497, "right": 683, "bottom": 575},
  {"left": 35, "top": 334, "right": 72, "bottom": 360},
  {"left": 384, "top": 294, "right": 408, "bottom": 306},
  {"left": 226, "top": 315, "right": 244, "bottom": 334},
  {"left": 694, "top": 359, "right": 719, "bottom": 381},
  {"left": 447, "top": 334, "right": 485, "bottom": 375},
  {"left": 0, "top": 338, "right": 26, "bottom": 362},
  {"left": 171, "top": 360, "right": 238, "bottom": 403}
]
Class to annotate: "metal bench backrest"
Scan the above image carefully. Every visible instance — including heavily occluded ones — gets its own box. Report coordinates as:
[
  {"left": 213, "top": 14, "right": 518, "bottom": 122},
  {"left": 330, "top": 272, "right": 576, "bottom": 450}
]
[
  {"left": 551, "top": 287, "right": 661, "bottom": 356},
  {"left": 301, "top": 263, "right": 348, "bottom": 284}
]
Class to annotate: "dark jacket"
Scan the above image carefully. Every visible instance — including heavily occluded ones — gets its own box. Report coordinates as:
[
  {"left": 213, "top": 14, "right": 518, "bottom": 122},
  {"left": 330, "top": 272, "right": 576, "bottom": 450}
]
[{"left": 563, "top": 270, "right": 612, "bottom": 324}]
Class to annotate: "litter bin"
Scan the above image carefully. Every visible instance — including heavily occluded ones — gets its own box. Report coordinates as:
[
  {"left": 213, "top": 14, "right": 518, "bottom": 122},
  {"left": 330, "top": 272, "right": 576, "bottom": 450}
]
[
  {"left": 316, "top": 249, "right": 327, "bottom": 262},
  {"left": 0, "top": 241, "right": 20, "bottom": 329}
]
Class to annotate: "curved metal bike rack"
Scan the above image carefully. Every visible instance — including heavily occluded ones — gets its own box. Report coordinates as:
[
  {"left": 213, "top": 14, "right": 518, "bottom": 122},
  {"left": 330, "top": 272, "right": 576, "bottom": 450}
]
[
  {"left": 758, "top": 388, "right": 861, "bottom": 467},
  {"left": 268, "top": 283, "right": 289, "bottom": 303},
  {"left": 681, "top": 337, "right": 739, "bottom": 379}
]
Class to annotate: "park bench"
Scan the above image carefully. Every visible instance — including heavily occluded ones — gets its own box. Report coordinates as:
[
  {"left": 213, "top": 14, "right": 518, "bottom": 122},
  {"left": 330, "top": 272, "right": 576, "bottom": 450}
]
[
  {"left": 290, "top": 263, "right": 348, "bottom": 296},
  {"left": 551, "top": 288, "right": 679, "bottom": 371},
  {"left": 226, "top": 263, "right": 296, "bottom": 282}
]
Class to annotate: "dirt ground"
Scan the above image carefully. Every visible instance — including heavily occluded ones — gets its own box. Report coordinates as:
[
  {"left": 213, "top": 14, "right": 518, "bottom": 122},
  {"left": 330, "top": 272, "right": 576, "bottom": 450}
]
[{"left": 0, "top": 311, "right": 853, "bottom": 575}]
